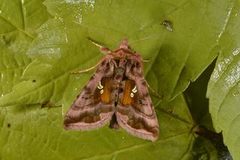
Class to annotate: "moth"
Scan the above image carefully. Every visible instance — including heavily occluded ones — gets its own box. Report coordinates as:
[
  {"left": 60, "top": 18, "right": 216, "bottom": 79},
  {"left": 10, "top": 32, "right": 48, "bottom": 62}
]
[{"left": 64, "top": 40, "right": 159, "bottom": 141}]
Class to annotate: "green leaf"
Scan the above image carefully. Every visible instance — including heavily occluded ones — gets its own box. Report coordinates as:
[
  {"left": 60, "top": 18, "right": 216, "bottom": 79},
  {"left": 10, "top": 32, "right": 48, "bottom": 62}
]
[
  {"left": 0, "top": 0, "right": 50, "bottom": 96},
  {"left": 207, "top": 1, "right": 240, "bottom": 159},
  {"left": 0, "top": 44, "right": 31, "bottom": 95},
  {"left": 0, "top": 0, "right": 50, "bottom": 48},
  {"left": 0, "top": 94, "right": 195, "bottom": 160}
]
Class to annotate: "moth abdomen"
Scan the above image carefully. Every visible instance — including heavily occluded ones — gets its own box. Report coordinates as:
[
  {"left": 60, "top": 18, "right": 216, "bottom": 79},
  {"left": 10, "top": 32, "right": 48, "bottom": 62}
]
[{"left": 109, "top": 113, "right": 119, "bottom": 129}]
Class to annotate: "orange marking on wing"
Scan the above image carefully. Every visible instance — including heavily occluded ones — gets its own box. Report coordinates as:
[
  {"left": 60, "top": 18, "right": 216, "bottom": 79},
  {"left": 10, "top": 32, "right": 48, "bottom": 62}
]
[
  {"left": 100, "top": 78, "right": 112, "bottom": 104},
  {"left": 122, "top": 80, "right": 135, "bottom": 106}
]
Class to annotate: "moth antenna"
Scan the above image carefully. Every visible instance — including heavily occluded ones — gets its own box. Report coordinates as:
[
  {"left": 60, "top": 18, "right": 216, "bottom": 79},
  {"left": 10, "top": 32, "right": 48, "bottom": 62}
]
[
  {"left": 70, "top": 60, "right": 102, "bottom": 74},
  {"left": 146, "top": 82, "right": 163, "bottom": 99},
  {"left": 87, "top": 37, "right": 112, "bottom": 54}
]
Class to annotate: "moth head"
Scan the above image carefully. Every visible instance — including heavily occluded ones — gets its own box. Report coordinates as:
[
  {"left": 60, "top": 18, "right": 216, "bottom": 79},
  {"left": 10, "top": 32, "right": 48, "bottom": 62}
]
[
  {"left": 119, "top": 39, "right": 130, "bottom": 50},
  {"left": 118, "top": 58, "right": 128, "bottom": 67}
]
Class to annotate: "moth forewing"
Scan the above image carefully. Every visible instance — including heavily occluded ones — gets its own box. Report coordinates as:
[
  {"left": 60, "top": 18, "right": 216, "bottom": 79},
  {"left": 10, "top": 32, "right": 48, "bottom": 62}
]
[
  {"left": 116, "top": 57, "right": 159, "bottom": 141},
  {"left": 64, "top": 58, "right": 116, "bottom": 130}
]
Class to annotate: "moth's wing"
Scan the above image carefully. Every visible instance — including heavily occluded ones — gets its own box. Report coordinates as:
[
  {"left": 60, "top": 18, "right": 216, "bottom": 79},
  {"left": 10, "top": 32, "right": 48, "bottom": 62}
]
[
  {"left": 64, "top": 59, "right": 115, "bottom": 130},
  {"left": 116, "top": 59, "right": 159, "bottom": 141}
]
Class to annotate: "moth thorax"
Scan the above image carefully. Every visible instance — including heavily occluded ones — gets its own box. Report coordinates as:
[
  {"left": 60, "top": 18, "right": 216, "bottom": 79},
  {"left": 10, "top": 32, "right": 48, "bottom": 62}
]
[
  {"left": 130, "top": 86, "right": 137, "bottom": 97},
  {"left": 114, "top": 67, "right": 125, "bottom": 81},
  {"left": 115, "top": 67, "right": 125, "bottom": 75}
]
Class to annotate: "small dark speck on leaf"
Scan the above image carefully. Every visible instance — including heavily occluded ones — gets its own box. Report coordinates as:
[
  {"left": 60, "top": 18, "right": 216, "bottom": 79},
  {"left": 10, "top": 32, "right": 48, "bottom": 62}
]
[
  {"left": 32, "top": 79, "right": 36, "bottom": 83},
  {"left": 162, "top": 20, "right": 173, "bottom": 32},
  {"left": 2, "top": 35, "right": 12, "bottom": 45},
  {"left": 7, "top": 123, "right": 11, "bottom": 128}
]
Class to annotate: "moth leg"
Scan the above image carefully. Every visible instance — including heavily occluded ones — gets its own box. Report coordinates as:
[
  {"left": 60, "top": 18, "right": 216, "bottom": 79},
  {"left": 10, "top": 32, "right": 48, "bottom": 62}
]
[
  {"left": 146, "top": 82, "right": 163, "bottom": 99},
  {"left": 70, "top": 61, "right": 102, "bottom": 74},
  {"left": 87, "top": 37, "right": 112, "bottom": 55}
]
